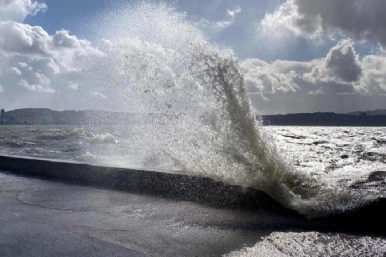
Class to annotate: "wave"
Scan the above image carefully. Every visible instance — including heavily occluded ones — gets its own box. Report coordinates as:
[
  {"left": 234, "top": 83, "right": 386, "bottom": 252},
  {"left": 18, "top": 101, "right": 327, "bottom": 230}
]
[
  {"left": 8, "top": 2, "right": 381, "bottom": 217},
  {"left": 88, "top": 133, "right": 119, "bottom": 144},
  {"left": 225, "top": 231, "right": 386, "bottom": 257},
  {"left": 73, "top": 152, "right": 100, "bottom": 162},
  {"left": 76, "top": 2, "right": 386, "bottom": 217}
]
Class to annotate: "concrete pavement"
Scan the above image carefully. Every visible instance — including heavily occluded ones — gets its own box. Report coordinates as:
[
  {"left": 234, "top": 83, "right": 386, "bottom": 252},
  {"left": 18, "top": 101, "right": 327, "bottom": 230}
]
[{"left": 0, "top": 170, "right": 295, "bottom": 257}]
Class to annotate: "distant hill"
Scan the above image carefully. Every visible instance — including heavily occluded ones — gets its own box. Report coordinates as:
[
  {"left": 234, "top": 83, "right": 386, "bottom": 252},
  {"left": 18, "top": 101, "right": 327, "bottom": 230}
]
[
  {"left": 1, "top": 108, "right": 386, "bottom": 126},
  {"left": 349, "top": 109, "right": 386, "bottom": 116},
  {"left": 262, "top": 112, "right": 386, "bottom": 126},
  {"left": 0, "top": 108, "right": 140, "bottom": 125}
]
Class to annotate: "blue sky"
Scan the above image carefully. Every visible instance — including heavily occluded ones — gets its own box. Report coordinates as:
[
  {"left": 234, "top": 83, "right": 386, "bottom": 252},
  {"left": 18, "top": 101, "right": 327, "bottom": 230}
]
[
  {"left": 25, "top": 0, "right": 113, "bottom": 36},
  {"left": 24, "top": 0, "right": 336, "bottom": 61},
  {"left": 1, "top": 0, "right": 386, "bottom": 114}
]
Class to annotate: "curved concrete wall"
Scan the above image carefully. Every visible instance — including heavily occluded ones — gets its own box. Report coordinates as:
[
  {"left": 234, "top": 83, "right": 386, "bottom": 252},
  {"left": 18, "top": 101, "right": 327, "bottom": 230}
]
[
  {"left": 0, "top": 154, "right": 290, "bottom": 214},
  {"left": 2, "top": 154, "right": 386, "bottom": 234}
]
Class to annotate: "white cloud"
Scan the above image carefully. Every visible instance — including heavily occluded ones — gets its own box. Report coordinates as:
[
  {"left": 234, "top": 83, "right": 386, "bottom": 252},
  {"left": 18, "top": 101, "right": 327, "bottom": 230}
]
[
  {"left": 0, "top": 0, "right": 47, "bottom": 21},
  {"left": 260, "top": 0, "right": 308, "bottom": 38},
  {"left": 0, "top": 21, "right": 102, "bottom": 94},
  {"left": 241, "top": 58, "right": 302, "bottom": 94},
  {"left": 215, "top": 6, "right": 241, "bottom": 29},
  {"left": 68, "top": 82, "right": 78, "bottom": 90},
  {"left": 7, "top": 67, "right": 22, "bottom": 75},
  {"left": 0, "top": 21, "right": 51, "bottom": 55},
  {"left": 306, "top": 39, "right": 362, "bottom": 83},
  {"left": 199, "top": 5, "right": 242, "bottom": 33},
  {"left": 19, "top": 79, "right": 55, "bottom": 93},
  {"left": 359, "top": 54, "right": 386, "bottom": 94},
  {"left": 241, "top": 40, "right": 386, "bottom": 99},
  {"left": 261, "top": 0, "right": 386, "bottom": 48},
  {"left": 91, "top": 92, "right": 107, "bottom": 99}
]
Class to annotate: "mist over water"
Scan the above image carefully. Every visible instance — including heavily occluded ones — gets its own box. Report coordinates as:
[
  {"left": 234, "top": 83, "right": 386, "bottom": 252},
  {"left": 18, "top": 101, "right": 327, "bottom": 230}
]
[{"left": 72, "top": 2, "right": 383, "bottom": 217}]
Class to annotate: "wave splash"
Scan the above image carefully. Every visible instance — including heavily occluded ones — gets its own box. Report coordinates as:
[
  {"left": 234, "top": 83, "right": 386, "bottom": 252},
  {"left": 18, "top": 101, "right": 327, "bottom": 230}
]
[{"left": 85, "top": 2, "right": 379, "bottom": 217}]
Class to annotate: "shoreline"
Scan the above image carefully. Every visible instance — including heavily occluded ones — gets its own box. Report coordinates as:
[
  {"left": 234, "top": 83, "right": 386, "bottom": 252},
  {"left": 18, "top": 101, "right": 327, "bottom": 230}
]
[{"left": 1, "top": 154, "right": 386, "bottom": 235}]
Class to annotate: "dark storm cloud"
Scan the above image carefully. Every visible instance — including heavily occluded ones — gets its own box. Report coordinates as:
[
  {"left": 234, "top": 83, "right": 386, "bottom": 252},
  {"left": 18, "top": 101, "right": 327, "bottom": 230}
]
[
  {"left": 309, "top": 40, "right": 362, "bottom": 83},
  {"left": 324, "top": 40, "right": 362, "bottom": 82},
  {"left": 250, "top": 92, "right": 386, "bottom": 114},
  {"left": 264, "top": 0, "right": 386, "bottom": 48},
  {"left": 296, "top": 0, "right": 386, "bottom": 46}
]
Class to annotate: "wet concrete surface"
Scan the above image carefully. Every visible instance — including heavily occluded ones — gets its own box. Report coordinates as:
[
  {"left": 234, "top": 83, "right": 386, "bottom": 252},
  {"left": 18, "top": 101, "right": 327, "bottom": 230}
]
[
  {"left": 3, "top": 164, "right": 386, "bottom": 257},
  {"left": 0, "top": 170, "right": 302, "bottom": 257}
]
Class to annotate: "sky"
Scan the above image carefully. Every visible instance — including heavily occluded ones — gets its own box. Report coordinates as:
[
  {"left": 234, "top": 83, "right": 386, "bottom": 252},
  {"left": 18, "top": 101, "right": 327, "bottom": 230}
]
[{"left": 1, "top": 0, "right": 386, "bottom": 114}]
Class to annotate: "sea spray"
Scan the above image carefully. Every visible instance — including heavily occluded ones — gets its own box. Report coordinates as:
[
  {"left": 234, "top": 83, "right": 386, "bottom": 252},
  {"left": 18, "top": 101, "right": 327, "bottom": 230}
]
[{"left": 78, "top": 2, "right": 380, "bottom": 217}]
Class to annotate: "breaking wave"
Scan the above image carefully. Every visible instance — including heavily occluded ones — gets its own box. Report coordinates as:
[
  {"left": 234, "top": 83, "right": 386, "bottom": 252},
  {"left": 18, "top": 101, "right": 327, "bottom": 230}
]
[{"left": 73, "top": 2, "right": 384, "bottom": 217}]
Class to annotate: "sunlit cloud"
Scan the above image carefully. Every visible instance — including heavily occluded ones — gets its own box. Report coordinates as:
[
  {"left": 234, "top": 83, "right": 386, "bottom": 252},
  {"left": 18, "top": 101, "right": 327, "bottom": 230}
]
[
  {"left": 0, "top": 21, "right": 102, "bottom": 94},
  {"left": 241, "top": 39, "right": 386, "bottom": 98},
  {"left": 198, "top": 5, "right": 242, "bottom": 35},
  {"left": 0, "top": 0, "right": 47, "bottom": 22},
  {"left": 215, "top": 6, "right": 241, "bottom": 29},
  {"left": 0, "top": 0, "right": 102, "bottom": 110}
]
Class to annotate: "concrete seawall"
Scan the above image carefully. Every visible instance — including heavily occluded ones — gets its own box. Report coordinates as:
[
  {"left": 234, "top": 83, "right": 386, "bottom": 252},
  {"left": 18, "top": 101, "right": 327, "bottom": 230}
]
[
  {"left": 3, "top": 154, "right": 386, "bottom": 235},
  {"left": 0, "top": 154, "right": 290, "bottom": 214}
]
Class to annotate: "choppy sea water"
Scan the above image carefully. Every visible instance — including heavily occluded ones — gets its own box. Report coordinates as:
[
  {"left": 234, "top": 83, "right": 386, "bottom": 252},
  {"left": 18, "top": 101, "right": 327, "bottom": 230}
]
[
  {"left": 1, "top": 125, "right": 386, "bottom": 192},
  {"left": 2, "top": 125, "right": 385, "bottom": 172},
  {"left": 270, "top": 126, "right": 386, "bottom": 176},
  {"left": 0, "top": 125, "right": 155, "bottom": 169},
  {"left": 1, "top": 125, "right": 386, "bottom": 206}
]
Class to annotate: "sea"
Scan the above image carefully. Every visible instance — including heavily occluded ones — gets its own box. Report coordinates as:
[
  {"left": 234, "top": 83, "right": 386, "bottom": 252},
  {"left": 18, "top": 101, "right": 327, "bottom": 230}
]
[
  {"left": 2, "top": 2, "right": 386, "bottom": 255},
  {"left": 1, "top": 125, "right": 386, "bottom": 178},
  {"left": 1, "top": 125, "right": 386, "bottom": 208}
]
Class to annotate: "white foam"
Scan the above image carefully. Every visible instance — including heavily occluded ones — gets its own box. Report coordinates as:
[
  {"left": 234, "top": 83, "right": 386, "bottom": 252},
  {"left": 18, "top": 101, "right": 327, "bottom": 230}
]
[
  {"left": 75, "top": 2, "right": 386, "bottom": 217},
  {"left": 224, "top": 232, "right": 386, "bottom": 257}
]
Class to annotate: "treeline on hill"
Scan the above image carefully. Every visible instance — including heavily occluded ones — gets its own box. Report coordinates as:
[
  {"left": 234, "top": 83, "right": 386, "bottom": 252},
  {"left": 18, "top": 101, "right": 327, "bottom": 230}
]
[
  {"left": 0, "top": 108, "right": 140, "bottom": 125},
  {"left": 262, "top": 112, "right": 386, "bottom": 126}
]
